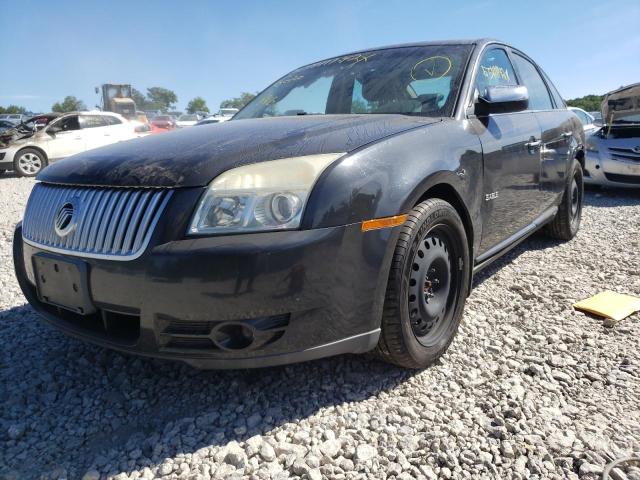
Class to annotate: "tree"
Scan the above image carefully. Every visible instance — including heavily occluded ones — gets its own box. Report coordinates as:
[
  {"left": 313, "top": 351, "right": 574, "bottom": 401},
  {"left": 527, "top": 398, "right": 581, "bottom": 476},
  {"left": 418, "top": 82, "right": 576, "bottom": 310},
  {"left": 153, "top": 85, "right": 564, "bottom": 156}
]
[
  {"left": 146, "top": 87, "right": 177, "bottom": 113},
  {"left": 0, "top": 105, "right": 27, "bottom": 114},
  {"left": 220, "top": 92, "right": 257, "bottom": 109},
  {"left": 566, "top": 94, "right": 605, "bottom": 112},
  {"left": 52, "top": 96, "right": 87, "bottom": 113},
  {"left": 131, "top": 88, "right": 148, "bottom": 110},
  {"left": 186, "top": 97, "right": 209, "bottom": 114}
]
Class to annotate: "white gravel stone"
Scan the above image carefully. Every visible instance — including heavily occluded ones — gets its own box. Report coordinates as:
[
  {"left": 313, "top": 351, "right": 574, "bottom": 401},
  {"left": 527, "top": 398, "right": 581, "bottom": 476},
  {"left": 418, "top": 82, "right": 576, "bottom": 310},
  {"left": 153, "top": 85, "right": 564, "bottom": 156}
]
[
  {"left": 1, "top": 179, "right": 639, "bottom": 480},
  {"left": 354, "top": 444, "right": 377, "bottom": 462},
  {"left": 259, "top": 442, "right": 276, "bottom": 462}
]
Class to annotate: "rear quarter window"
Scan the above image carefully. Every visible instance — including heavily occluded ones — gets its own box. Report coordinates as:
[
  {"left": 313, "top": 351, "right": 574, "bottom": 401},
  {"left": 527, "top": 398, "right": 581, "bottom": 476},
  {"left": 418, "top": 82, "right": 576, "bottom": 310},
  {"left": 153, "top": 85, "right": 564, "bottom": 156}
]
[
  {"left": 538, "top": 70, "right": 566, "bottom": 109},
  {"left": 104, "top": 116, "right": 123, "bottom": 125}
]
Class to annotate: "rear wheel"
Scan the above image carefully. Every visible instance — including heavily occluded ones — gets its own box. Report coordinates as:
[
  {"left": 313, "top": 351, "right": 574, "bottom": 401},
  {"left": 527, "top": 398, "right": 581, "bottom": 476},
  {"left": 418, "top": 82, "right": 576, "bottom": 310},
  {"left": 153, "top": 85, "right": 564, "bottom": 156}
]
[
  {"left": 544, "top": 160, "right": 583, "bottom": 240},
  {"left": 376, "top": 199, "right": 470, "bottom": 368},
  {"left": 14, "top": 148, "right": 46, "bottom": 177}
]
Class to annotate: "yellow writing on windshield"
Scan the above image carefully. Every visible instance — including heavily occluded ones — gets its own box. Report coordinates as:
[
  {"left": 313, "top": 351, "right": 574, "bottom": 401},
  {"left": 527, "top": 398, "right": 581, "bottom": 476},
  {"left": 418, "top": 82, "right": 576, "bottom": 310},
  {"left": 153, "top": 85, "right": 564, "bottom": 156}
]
[
  {"left": 275, "top": 74, "right": 304, "bottom": 86},
  {"left": 410, "top": 56, "right": 452, "bottom": 81},
  {"left": 301, "top": 53, "right": 377, "bottom": 70},
  {"left": 259, "top": 94, "right": 278, "bottom": 106},
  {"left": 480, "top": 65, "right": 510, "bottom": 82}
]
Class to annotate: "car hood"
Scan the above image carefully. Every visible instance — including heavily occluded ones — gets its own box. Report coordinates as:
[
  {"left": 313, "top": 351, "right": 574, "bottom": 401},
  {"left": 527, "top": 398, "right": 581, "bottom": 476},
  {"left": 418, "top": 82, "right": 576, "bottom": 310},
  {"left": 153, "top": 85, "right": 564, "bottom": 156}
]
[
  {"left": 602, "top": 82, "right": 640, "bottom": 125},
  {"left": 0, "top": 129, "right": 40, "bottom": 149},
  {"left": 38, "top": 115, "right": 438, "bottom": 187}
]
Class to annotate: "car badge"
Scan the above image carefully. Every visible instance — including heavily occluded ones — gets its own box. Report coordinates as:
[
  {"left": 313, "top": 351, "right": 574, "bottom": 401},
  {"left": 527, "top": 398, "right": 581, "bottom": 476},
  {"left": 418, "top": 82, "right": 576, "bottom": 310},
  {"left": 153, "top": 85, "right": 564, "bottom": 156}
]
[
  {"left": 633, "top": 146, "right": 640, "bottom": 154},
  {"left": 54, "top": 201, "right": 77, "bottom": 237}
]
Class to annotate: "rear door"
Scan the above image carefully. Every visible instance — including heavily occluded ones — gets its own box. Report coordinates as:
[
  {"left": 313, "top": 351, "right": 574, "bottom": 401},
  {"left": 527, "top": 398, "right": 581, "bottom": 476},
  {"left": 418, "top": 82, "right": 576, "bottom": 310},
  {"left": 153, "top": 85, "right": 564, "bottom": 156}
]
[
  {"left": 102, "top": 114, "right": 134, "bottom": 142},
  {"left": 511, "top": 52, "right": 576, "bottom": 210},
  {"left": 469, "top": 47, "right": 544, "bottom": 253},
  {"left": 79, "top": 114, "right": 112, "bottom": 151},
  {"left": 45, "top": 115, "right": 85, "bottom": 159}
]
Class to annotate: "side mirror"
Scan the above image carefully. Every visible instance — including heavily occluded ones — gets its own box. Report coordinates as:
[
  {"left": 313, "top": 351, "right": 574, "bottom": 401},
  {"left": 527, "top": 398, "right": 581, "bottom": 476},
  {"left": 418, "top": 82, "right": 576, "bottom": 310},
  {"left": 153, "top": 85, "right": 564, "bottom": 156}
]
[{"left": 475, "top": 85, "right": 529, "bottom": 115}]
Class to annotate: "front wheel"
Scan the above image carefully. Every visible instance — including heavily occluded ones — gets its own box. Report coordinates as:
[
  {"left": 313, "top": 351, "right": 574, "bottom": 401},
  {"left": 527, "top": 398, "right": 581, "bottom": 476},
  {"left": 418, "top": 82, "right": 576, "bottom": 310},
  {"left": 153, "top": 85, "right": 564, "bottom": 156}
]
[
  {"left": 544, "top": 160, "right": 583, "bottom": 240},
  {"left": 375, "top": 199, "right": 470, "bottom": 369},
  {"left": 14, "top": 148, "right": 46, "bottom": 177}
]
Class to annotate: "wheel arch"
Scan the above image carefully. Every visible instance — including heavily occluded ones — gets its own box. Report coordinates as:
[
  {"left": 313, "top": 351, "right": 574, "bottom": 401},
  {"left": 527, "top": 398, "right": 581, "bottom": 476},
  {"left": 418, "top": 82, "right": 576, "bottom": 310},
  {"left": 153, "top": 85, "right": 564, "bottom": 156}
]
[
  {"left": 575, "top": 146, "right": 585, "bottom": 169},
  {"left": 411, "top": 181, "right": 476, "bottom": 295},
  {"left": 15, "top": 145, "right": 49, "bottom": 163},
  {"left": 413, "top": 183, "right": 474, "bottom": 259}
]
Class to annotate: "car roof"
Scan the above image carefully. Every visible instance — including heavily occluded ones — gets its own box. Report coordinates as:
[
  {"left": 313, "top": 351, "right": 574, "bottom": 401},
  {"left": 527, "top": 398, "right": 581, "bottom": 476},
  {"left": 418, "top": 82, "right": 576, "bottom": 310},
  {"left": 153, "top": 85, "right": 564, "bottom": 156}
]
[
  {"left": 295, "top": 38, "right": 497, "bottom": 71},
  {"left": 53, "top": 111, "right": 123, "bottom": 118},
  {"left": 321, "top": 38, "right": 494, "bottom": 57}
]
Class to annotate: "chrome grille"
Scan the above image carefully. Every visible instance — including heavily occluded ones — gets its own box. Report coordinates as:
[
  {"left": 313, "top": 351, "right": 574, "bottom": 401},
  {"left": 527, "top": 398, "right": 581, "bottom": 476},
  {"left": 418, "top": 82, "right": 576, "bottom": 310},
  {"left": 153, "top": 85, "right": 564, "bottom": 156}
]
[
  {"left": 22, "top": 183, "right": 172, "bottom": 260},
  {"left": 608, "top": 147, "right": 640, "bottom": 162}
]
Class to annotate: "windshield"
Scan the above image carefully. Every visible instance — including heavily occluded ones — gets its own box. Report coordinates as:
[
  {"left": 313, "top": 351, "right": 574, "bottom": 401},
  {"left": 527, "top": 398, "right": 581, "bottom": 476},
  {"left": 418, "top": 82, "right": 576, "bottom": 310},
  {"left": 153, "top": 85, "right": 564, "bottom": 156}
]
[
  {"left": 236, "top": 45, "right": 472, "bottom": 120},
  {"left": 179, "top": 114, "right": 198, "bottom": 121},
  {"left": 154, "top": 115, "right": 171, "bottom": 121}
]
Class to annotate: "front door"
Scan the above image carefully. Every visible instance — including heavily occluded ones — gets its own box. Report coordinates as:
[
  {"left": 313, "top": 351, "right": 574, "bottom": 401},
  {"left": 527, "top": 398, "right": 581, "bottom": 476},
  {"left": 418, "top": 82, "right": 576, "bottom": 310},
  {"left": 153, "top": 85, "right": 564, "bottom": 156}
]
[
  {"left": 45, "top": 115, "right": 85, "bottom": 160},
  {"left": 470, "top": 47, "right": 543, "bottom": 254}
]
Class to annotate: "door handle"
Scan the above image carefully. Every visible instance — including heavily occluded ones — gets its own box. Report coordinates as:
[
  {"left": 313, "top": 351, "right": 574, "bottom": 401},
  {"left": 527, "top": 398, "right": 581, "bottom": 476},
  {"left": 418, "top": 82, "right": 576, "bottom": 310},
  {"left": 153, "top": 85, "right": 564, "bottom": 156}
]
[
  {"left": 525, "top": 140, "right": 542, "bottom": 149},
  {"left": 561, "top": 132, "right": 572, "bottom": 139},
  {"left": 104, "top": 133, "right": 111, "bottom": 137},
  {"left": 74, "top": 137, "right": 82, "bottom": 140}
]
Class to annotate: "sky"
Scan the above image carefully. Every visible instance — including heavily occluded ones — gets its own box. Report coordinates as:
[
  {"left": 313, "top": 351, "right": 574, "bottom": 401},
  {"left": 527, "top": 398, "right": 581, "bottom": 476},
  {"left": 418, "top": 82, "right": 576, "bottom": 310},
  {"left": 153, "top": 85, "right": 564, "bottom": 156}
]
[{"left": 1, "top": 0, "right": 638, "bottom": 113}]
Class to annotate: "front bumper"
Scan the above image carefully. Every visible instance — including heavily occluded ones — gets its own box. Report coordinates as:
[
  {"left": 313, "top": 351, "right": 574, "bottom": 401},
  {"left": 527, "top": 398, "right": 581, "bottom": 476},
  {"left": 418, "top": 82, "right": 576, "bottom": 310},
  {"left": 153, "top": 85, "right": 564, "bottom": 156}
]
[
  {"left": 13, "top": 221, "right": 396, "bottom": 368},
  {"left": 584, "top": 151, "right": 640, "bottom": 187},
  {"left": 0, "top": 148, "right": 16, "bottom": 169}
]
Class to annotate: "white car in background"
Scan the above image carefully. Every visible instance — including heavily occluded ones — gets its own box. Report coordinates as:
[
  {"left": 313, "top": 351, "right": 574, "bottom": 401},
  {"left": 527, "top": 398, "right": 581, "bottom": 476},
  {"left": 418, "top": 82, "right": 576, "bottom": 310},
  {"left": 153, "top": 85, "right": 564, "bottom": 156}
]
[
  {"left": 176, "top": 113, "right": 202, "bottom": 128},
  {"left": 568, "top": 107, "right": 599, "bottom": 135},
  {"left": 0, "top": 111, "right": 137, "bottom": 177}
]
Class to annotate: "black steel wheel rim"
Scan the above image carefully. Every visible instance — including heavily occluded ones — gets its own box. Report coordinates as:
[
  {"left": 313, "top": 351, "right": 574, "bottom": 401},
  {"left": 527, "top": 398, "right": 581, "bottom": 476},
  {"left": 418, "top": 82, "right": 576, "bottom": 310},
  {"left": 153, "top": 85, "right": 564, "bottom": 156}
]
[
  {"left": 570, "top": 177, "right": 579, "bottom": 218},
  {"left": 408, "top": 224, "right": 461, "bottom": 347}
]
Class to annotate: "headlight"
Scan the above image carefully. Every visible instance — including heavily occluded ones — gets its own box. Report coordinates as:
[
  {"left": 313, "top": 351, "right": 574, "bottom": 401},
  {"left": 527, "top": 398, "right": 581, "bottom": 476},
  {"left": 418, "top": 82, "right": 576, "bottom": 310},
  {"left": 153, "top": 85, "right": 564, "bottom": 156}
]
[{"left": 188, "top": 153, "right": 344, "bottom": 235}]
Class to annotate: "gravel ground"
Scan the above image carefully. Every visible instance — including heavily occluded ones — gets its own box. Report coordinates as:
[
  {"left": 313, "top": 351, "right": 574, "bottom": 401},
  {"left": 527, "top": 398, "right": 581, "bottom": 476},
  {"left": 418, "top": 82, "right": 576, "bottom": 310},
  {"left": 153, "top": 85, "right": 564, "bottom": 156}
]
[{"left": 1, "top": 174, "right": 639, "bottom": 480}]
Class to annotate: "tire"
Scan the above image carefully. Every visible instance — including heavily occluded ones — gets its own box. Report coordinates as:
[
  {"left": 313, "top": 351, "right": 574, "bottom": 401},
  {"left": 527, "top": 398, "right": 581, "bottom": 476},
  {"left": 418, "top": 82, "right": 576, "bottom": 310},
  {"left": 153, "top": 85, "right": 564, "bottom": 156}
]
[
  {"left": 375, "top": 199, "right": 471, "bottom": 369},
  {"left": 544, "top": 160, "right": 583, "bottom": 240},
  {"left": 13, "top": 148, "right": 46, "bottom": 177}
]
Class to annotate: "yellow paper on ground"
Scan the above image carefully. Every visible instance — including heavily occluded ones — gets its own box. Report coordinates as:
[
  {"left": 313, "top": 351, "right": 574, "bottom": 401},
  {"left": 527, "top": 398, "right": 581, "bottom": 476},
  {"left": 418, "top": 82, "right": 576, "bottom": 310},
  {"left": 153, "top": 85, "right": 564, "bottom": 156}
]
[{"left": 574, "top": 290, "right": 640, "bottom": 321}]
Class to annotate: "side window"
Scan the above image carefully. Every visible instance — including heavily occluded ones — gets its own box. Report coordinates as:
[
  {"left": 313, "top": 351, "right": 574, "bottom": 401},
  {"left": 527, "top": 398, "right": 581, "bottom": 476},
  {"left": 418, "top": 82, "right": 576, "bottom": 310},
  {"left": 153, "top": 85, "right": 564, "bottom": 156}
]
[
  {"left": 52, "top": 115, "right": 80, "bottom": 132},
  {"left": 79, "top": 115, "right": 107, "bottom": 129},
  {"left": 104, "top": 115, "right": 122, "bottom": 125},
  {"left": 511, "top": 54, "right": 553, "bottom": 111},
  {"left": 475, "top": 48, "right": 517, "bottom": 95}
]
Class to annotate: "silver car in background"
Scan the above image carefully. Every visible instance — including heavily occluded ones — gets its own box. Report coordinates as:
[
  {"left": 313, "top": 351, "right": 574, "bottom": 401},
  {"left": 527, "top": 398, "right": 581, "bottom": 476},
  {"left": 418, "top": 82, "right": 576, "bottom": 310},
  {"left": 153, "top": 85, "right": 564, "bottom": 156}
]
[
  {"left": 0, "top": 113, "right": 28, "bottom": 125},
  {"left": 568, "top": 106, "right": 598, "bottom": 135},
  {"left": 584, "top": 83, "right": 640, "bottom": 187}
]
